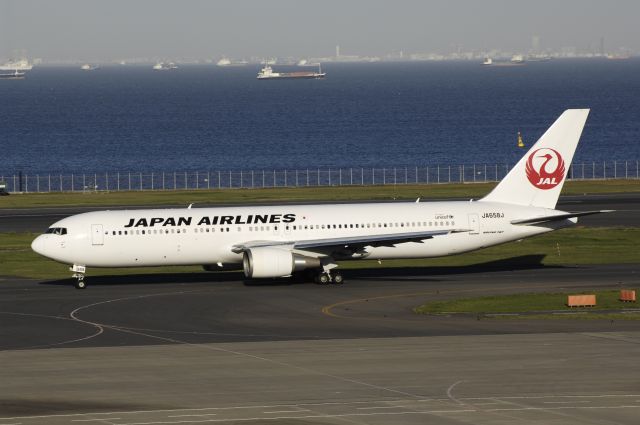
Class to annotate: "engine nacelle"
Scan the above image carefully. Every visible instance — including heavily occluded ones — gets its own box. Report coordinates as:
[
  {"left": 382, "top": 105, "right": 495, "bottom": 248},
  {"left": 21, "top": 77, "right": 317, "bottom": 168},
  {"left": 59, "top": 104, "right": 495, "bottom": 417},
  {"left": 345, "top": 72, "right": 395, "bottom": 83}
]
[{"left": 243, "top": 247, "right": 321, "bottom": 278}]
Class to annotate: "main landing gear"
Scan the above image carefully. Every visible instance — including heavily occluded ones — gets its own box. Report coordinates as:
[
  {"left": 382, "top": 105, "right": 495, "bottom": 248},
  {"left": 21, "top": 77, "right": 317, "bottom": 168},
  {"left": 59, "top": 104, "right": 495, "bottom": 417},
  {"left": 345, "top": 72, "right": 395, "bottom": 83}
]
[
  {"left": 314, "top": 270, "right": 344, "bottom": 285},
  {"left": 313, "top": 259, "right": 344, "bottom": 285},
  {"left": 70, "top": 265, "right": 87, "bottom": 289}
]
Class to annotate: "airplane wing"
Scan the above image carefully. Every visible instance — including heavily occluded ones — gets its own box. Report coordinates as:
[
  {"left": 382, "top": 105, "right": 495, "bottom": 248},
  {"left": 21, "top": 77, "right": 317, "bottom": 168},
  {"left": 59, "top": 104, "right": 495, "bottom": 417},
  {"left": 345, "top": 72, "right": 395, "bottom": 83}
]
[
  {"left": 231, "top": 228, "right": 470, "bottom": 253},
  {"left": 510, "top": 210, "right": 614, "bottom": 226}
]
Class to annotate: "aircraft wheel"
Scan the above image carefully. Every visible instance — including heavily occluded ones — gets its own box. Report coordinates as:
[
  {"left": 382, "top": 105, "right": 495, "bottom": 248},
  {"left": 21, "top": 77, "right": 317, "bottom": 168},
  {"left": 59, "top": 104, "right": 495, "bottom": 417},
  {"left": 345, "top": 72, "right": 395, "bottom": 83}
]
[
  {"left": 333, "top": 273, "right": 344, "bottom": 284},
  {"left": 74, "top": 274, "right": 86, "bottom": 289},
  {"left": 317, "top": 273, "right": 331, "bottom": 285}
]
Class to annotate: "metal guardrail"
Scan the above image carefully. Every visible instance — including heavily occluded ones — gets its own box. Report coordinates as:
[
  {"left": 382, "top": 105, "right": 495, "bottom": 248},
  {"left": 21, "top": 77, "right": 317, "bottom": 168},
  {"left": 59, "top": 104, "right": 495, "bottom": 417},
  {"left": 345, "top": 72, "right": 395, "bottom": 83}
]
[{"left": 1, "top": 161, "right": 638, "bottom": 193}]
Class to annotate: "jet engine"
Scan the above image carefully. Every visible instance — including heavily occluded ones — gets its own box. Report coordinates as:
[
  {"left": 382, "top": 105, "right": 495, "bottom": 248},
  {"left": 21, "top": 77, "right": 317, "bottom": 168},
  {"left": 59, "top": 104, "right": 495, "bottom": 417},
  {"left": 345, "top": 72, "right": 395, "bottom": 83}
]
[{"left": 242, "top": 247, "right": 321, "bottom": 278}]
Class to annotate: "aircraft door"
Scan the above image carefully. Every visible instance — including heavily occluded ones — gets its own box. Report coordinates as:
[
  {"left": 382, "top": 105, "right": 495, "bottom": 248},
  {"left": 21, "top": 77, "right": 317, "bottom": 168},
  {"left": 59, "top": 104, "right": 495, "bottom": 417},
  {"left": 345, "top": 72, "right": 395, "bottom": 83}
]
[
  {"left": 467, "top": 214, "right": 479, "bottom": 235},
  {"left": 91, "top": 224, "right": 104, "bottom": 245}
]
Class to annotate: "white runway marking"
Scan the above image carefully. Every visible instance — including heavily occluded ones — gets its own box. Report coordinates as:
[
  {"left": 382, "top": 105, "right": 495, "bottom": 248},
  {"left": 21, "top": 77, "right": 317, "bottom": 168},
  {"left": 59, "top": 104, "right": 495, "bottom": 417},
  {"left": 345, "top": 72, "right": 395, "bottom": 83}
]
[
  {"left": 167, "top": 414, "right": 217, "bottom": 418},
  {"left": 356, "top": 406, "right": 405, "bottom": 410},
  {"left": 446, "top": 380, "right": 465, "bottom": 405},
  {"left": 116, "top": 410, "right": 480, "bottom": 424},
  {"left": 0, "top": 311, "right": 104, "bottom": 350},
  {"left": 486, "top": 405, "right": 640, "bottom": 412},
  {"left": 470, "top": 402, "right": 506, "bottom": 405}
]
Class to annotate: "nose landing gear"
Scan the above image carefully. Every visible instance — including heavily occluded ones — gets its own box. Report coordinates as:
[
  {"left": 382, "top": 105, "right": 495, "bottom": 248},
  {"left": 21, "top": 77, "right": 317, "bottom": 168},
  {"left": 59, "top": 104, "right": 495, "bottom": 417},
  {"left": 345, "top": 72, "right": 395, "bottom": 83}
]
[
  {"left": 70, "top": 265, "right": 87, "bottom": 289},
  {"left": 73, "top": 273, "right": 86, "bottom": 289}
]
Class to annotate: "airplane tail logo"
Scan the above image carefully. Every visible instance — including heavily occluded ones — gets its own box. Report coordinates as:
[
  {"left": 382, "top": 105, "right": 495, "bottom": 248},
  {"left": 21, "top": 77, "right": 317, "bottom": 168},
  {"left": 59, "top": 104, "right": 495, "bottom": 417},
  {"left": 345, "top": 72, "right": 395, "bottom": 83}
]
[{"left": 525, "top": 148, "right": 565, "bottom": 190}]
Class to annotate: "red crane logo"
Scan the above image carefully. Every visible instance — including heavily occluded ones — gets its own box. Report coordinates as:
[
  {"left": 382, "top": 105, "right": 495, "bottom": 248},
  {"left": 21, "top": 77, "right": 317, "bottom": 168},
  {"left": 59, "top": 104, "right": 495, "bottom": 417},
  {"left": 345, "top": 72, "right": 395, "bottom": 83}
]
[{"left": 525, "top": 148, "right": 565, "bottom": 190}]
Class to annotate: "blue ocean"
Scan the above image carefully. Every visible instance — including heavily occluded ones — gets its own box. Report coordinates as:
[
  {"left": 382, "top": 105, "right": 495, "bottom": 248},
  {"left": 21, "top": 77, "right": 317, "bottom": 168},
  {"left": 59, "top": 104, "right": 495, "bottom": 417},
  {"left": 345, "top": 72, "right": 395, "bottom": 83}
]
[{"left": 1, "top": 60, "right": 639, "bottom": 174}]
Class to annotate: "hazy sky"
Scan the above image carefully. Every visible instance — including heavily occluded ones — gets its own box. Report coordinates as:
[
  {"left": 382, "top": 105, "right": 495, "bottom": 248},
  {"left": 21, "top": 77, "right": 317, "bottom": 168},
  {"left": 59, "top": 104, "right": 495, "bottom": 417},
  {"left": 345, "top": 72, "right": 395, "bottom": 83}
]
[{"left": 1, "top": 0, "right": 639, "bottom": 61}]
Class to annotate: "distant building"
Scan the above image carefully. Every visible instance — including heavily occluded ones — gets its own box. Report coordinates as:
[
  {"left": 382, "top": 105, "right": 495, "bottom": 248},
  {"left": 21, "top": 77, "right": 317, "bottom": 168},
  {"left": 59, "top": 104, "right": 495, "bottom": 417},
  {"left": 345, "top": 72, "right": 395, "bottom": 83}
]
[{"left": 532, "top": 35, "right": 540, "bottom": 52}]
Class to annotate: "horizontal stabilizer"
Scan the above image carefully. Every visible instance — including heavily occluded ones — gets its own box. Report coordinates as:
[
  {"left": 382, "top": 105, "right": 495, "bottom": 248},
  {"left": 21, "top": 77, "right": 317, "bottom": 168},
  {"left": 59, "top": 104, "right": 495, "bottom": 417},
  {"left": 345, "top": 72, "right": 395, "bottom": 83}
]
[{"left": 511, "top": 210, "right": 614, "bottom": 226}]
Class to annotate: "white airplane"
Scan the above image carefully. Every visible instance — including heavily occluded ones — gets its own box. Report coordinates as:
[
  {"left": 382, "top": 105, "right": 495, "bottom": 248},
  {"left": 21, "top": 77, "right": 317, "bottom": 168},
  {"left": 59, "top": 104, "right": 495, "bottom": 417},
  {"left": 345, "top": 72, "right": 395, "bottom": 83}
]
[{"left": 32, "top": 109, "right": 610, "bottom": 289}]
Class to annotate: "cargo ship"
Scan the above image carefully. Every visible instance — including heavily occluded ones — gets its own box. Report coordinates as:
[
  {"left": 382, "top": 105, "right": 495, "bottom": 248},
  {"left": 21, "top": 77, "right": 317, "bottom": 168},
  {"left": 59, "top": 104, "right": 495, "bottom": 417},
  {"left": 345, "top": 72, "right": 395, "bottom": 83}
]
[
  {"left": 153, "top": 62, "right": 178, "bottom": 70},
  {"left": 0, "top": 59, "right": 32, "bottom": 79},
  {"left": 0, "top": 69, "right": 25, "bottom": 79},
  {"left": 257, "top": 64, "right": 325, "bottom": 80}
]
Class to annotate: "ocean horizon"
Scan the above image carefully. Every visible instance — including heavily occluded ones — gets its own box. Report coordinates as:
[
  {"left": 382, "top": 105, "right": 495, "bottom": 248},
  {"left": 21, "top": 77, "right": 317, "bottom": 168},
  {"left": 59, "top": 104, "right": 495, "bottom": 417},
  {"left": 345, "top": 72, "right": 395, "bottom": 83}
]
[{"left": 1, "top": 59, "right": 639, "bottom": 175}]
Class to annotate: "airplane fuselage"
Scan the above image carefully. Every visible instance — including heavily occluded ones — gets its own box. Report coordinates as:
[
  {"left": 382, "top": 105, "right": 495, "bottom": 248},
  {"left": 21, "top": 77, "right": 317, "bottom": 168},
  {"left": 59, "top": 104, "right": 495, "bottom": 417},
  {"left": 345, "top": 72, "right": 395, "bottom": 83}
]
[{"left": 32, "top": 200, "right": 572, "bottom": 269}]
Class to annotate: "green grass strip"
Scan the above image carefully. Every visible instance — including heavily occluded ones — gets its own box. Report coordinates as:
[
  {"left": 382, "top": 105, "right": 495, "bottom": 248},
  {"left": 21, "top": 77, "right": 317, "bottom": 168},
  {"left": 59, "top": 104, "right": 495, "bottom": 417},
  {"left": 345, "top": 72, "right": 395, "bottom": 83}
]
[{"left": 415, "top": 290, "right": 640, "bottom": 318}]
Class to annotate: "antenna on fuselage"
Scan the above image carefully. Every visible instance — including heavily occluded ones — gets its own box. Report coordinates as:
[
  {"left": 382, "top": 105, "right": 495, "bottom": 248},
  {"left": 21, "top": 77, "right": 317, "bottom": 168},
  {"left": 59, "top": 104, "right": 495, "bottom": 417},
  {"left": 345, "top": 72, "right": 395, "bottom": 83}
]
[{"left": 188, "top": 203, "right": 193, "bottom": 209}]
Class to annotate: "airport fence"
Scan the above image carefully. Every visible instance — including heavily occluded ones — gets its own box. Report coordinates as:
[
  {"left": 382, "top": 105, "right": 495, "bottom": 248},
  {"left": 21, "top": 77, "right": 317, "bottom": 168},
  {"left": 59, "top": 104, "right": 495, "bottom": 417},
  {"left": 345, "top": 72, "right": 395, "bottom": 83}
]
[{"left": 1, "top": 160, "right": 638, "bottom": 193}]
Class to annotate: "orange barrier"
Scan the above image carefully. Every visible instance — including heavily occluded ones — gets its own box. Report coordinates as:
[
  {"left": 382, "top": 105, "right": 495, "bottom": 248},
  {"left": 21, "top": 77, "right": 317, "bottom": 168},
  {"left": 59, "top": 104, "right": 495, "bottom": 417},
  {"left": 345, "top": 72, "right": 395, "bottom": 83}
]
[
  {"left": 567, "top": 294, "right": 596, "bottom": 308},
  {"left": 620, "top": 290, "right": 636, "bottom": 302}
]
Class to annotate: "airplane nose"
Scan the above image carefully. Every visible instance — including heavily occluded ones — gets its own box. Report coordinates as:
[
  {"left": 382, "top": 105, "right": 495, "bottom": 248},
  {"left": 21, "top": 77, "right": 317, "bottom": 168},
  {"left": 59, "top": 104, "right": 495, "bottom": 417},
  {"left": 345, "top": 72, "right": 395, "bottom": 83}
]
[{"left": 31, "top": 235, "right": 47, "bottom": 256}]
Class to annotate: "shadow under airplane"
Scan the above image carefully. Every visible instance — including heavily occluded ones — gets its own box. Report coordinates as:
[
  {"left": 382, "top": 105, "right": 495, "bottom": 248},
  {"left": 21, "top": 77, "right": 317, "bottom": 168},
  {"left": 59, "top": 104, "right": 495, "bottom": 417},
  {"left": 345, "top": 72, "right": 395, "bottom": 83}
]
[{"left": 37, "top": 254, "right": 563, "bottom": 288}]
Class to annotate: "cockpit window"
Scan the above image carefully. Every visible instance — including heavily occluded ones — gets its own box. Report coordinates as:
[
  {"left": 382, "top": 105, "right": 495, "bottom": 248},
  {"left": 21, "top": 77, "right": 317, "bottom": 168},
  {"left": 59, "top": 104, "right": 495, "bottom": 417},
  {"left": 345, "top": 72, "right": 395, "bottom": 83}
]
[{"left": 45, "top": 227, "right": 67, "bottom": 235}]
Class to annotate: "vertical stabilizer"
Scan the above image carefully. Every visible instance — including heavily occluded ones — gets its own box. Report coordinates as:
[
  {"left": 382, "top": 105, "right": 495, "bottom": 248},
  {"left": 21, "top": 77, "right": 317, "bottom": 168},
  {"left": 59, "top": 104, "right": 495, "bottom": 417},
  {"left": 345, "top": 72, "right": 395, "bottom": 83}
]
[{"left": 480, "top": 109, "right": 589, "bottom": 208}]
